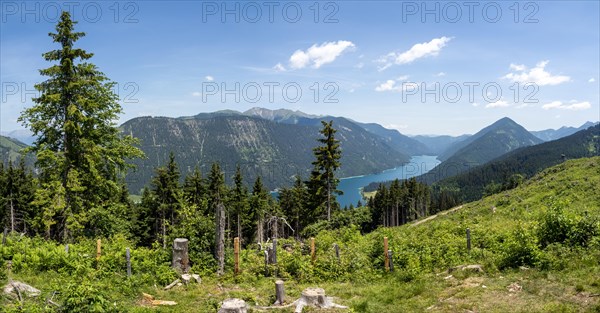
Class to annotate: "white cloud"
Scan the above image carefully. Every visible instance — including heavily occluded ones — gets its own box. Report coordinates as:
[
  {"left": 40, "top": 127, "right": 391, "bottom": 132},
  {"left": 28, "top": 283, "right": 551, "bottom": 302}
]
[
  {"left": 589, "top": 78, "right": 596, "bottom": 83},
  {"left": 509, "top": 64, "right": 526, "bottom": 71},
  {"left": 192, "top": 92, "right": 201, "bottom": 97},
  {"left": 375, "top": 80, "right": 399, "bottom": 92},
  {"left": 503, "top": 60, "right": 570, "bottom": 86},
  {"left": 375, "top": 79, "right": 417, "bottom": 92},
  {"left": 273, "top": 63, "right": 286, "bottom": 72},
  {"left": 485, "top": 99, "right": 511, "bottom": 108},
  {"left": 397, "top": 75, "right": 409, "bottom": 81},
  {"left": 435, "top": 72, "right": 446, "bottom": 77},
  {"left": 354, "top": 62, "right": 364, "bottom": 69},
  {"left": 377, "top": 36, "right": 451, "bottom": 70},
  {"left": 471, "top": 102, "right": 480, "bottom": 107},
  {"left": 542, "top": 101, "right": 591, "bottom": 110},
  {"left": 289, "top": 40, "right": 355, "bottom": 69},
  {"left": 205, "top": 75, "right": 214, "bottom": 81}
]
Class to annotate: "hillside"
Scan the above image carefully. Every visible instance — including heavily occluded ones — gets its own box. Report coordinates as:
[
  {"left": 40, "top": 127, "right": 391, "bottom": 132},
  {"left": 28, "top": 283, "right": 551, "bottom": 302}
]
[
  {"left": 419, "top": 117, "right": 543, "bottom": 183},
  {"left": 244, "top": 108, "right": 430, "bottom": 156},
  {"left": 411, "top": 134, "right": 471, "bottom": 155},
  {"left": 531, "top": 121, "right": 598, "bottom": 141},
  {"left": 435, "top": 124, "right": 600, "bottom": 202},
  {"left": 438, "top": 117, "right": 541, "bottom": 162},
  {"left": 353, "top": 122, "right": 431, "bottom": 156},
  {"left": 3, "top": 157, "right": 598, "bottom": 312},
  {"left": 0, "top": 135, "right": 29, "bottom": 164},
  {"left": 121, "top": 114, "right": 409, "bottom": 193}
]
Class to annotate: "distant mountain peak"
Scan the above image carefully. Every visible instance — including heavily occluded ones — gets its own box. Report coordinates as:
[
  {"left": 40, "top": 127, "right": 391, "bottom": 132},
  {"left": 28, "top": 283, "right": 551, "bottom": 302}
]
[
  {"left": 530, "top": 121, "right": 599, "bottom": 142},
  {"left": 243, "top": 107, "right": 320, "bottom": 120}
]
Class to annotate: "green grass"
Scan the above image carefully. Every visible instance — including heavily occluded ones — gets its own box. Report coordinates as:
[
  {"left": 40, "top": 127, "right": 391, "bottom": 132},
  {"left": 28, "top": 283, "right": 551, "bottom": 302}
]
[{"left": 1, "top": 157, "right": 599, "bottom": 312}]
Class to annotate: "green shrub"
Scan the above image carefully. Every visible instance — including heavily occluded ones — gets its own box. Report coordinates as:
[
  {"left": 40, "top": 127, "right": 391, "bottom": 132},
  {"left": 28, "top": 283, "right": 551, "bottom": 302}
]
[
  {"left": 499, "top": 224, "right": 540, "bottom": 269},
  {"left": 537, "top": 204, "right": 599, "bottom": 248},
  {"left": 61, "top": 280, "right": 121, "bottom": 313}
]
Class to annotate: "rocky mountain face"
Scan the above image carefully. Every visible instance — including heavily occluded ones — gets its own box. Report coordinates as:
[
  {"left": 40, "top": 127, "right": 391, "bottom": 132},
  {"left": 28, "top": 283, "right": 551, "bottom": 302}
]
[{"left": 121, "top": 113, "right": 410, "bottom": 193}]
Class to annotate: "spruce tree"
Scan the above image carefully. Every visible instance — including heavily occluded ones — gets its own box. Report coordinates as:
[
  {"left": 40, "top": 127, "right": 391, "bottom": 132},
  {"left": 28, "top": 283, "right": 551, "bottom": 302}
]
[
  {"left": 208, "top": 162, "right": 226, "bottom": 275},
  {"left": 249, "top": 176, "right": 270, "bottom": 243},
  {"left": 0, "top": 159, "right": 35, "bottom": 233},
  {"left": 18, "top": 12, "right": 143, "bottom": 241},
  {"left": 151, "top": 152, "right": 182, "bottom": 248},
  {"left": 229, "top": 165, "right": 249, "bottom": 243},
  {"left": 307, "top": 121, "right": 342, "bottom": 221},
  {"left": 183, "top": 166, "right": 207, "bottom": 213}
]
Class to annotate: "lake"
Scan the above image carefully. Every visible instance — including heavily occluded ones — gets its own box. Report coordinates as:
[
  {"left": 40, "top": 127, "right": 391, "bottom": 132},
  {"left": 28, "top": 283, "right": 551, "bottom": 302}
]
[{"left": 336, "top": 155, "right": 440, "bottom": 207}]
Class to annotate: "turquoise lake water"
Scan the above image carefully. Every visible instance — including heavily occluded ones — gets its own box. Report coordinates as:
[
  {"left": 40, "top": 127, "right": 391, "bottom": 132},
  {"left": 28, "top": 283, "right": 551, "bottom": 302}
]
[{"left": 336, "top": 155, "right": 440, "bottom": 207}]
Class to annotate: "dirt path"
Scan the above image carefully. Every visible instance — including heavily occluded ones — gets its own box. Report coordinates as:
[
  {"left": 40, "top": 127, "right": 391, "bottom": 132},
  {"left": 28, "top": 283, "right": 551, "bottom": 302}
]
[{"left": 410, "top": 205, "right": 463, "bottom": 227}]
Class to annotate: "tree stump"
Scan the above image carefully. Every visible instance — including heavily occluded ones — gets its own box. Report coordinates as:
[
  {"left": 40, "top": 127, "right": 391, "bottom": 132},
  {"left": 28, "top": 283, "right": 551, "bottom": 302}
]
[
  {"left": 294, "top": 287, "right": 347, "bottom": 313},
  {"left": 301, "top": 288, "right": 326, "bottom": 307},
  {"left": 172, "top": 238, "right": 189, "bottom": 273},
  {"left": 218, "top": 298, "right": 247, "bottom": 313},
  {"left": 274, "top": 280, "right": 285, "bottom": 305}
]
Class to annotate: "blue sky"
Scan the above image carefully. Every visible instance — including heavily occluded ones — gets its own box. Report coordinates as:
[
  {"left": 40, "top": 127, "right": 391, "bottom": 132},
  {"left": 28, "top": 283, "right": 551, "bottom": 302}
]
[{"left": 1, "top": 0, "right": 599, "bottom": 136}]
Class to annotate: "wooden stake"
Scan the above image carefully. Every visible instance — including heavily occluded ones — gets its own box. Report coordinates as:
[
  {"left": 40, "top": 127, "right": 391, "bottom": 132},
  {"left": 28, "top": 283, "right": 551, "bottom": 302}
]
[
  {"left": 126, "top": 247, "right": 132, "bottom": 277},
  {"left": 234, "top": 237, "right": 240, "bottom": 275},
  {"left": 384, "top": 237, "right": 389, "bottom": 271},
  {"left": 96, "top": 239, "right": 101, "bottom": 261},
  {"left": 466, "top": 228, "right": 471, "bottom": 251},
  {"left": 333, "top": 243, "right": 340, "bottom": 263},
  {"left": 310, "top": 237, "right": 316, "bottom": 264}
]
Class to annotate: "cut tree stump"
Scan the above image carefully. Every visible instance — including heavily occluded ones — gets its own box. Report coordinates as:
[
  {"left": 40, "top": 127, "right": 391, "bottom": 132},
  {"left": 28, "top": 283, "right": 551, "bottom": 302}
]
[
  {"left": 274, "top": 280, "right": 285, "bottom": 305},
  {"left": 294, "top": 287, "right": 348, "bottom": 313},
  {"left": 218, "top": 298, "right": 248, "bottom": 313},
  {"left": 172, "top": 238, "right": 190, "bottom": 273},
  {"left": 448, "top": 264, "right": 484, "bottom": 273},
  {"left": 3, "top": 281, "right": 41, "bottom": 298}
]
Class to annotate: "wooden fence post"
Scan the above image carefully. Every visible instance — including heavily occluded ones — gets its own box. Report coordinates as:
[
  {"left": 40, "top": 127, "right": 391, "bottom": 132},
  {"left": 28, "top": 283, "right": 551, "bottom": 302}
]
[
  {"left": 384, "top": 237, "right": 389, "bottom": 271},
  {"left": 333, "top": 243, "right": 340, "bottom": 263},
  {"left": 466, "top": 228, "right": 471, "bottom": 251},
  {"left": 310, "top": 237, "right": 316, "bottom": 264},
  {"left": 234, "top": 237, "right": 240, "bottom": 275},
  {"left": 126, "top": 247, "right": 132, "bottom": 277},
  {"left": 96, "top": 239, "right": 101, "bottom": 261}
]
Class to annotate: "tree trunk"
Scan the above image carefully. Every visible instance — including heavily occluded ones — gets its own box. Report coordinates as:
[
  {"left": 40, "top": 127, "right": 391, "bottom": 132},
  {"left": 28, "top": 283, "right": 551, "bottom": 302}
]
[
  {"left": 162, "top": 216, "right": 167, "bottom": 249},
  {"left": 327, "top": 180, "right": 331, "bottom": 221},
  {"left": 216, "top": 202, "right": 225, "bottom": 275},
  {"left": 10, "top": 197, "right": 15, "bottom": 233},
  {"left": 237, "top": 213, "right": 241, "bottom": 242},
  {"left": 257, "top": 217, "right": 263, "bottom": 244}
]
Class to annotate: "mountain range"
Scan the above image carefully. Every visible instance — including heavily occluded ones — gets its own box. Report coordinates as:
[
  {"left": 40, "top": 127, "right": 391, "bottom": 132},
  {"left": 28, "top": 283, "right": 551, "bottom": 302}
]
[
  {"left": 416, "top": 117, "right": 544, "bottom": 184},
  {"left": 120, "top": 112, "right": 410, "bottom": 193},
  {"left": 435, "top": 124, "right": 600, "bottom": 202},
  {"left": 2, "top": 107, "right": 597, "bottom": 194},
  {"left": 530, "top": 121, "right": 598, "bottom": 141}
]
